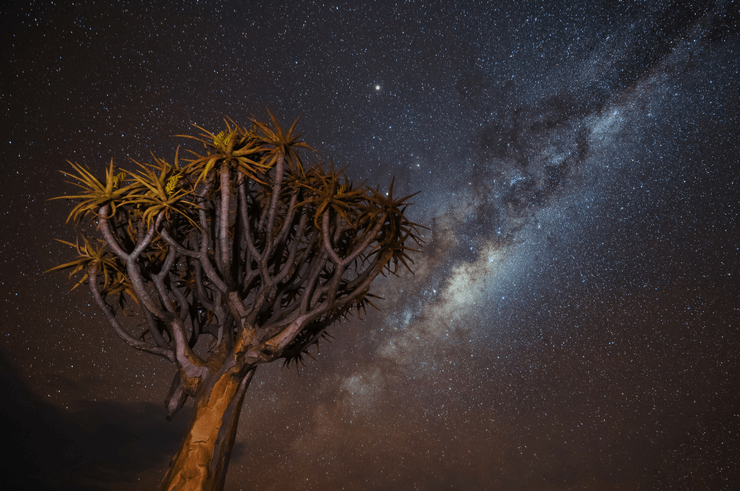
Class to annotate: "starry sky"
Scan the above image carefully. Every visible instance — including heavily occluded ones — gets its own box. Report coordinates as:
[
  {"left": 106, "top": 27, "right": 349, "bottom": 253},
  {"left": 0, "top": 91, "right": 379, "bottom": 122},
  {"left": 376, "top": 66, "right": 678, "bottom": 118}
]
[{"left": 2, "top": 1, "right": 739, "bottom": 489}]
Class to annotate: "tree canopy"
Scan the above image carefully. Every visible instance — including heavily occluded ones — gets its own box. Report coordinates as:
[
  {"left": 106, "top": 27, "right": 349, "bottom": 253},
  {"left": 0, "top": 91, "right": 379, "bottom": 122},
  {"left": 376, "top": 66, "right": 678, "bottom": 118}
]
[{"left": 50, "top": 112, "right": 424, "bottom": 489}]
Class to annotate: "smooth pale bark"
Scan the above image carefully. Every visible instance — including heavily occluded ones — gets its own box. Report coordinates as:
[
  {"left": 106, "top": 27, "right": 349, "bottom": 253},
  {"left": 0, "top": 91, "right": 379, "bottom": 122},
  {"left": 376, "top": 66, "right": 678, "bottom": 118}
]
[{"left": 160, "top": 366, "right": 256, "bottom": 491}]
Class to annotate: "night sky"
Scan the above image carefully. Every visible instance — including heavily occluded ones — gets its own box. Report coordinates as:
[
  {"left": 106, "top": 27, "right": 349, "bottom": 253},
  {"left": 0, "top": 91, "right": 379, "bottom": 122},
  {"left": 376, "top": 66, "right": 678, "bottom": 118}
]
[{"left": 2, "top": 1, "right": 739, "bottom": 490}]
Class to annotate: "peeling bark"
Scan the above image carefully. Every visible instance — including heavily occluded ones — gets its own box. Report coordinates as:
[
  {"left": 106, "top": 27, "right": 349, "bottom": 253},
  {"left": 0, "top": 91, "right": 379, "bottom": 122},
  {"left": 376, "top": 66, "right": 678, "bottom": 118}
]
[{"left": 160, "top": 366, "right": 256, "bottom": 491}]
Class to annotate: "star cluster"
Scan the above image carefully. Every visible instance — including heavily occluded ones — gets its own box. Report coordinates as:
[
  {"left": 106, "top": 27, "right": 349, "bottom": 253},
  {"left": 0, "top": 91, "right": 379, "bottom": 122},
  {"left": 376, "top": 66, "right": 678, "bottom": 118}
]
[{"left": 1, "top": 1, "right": 739, "bottom": 489}]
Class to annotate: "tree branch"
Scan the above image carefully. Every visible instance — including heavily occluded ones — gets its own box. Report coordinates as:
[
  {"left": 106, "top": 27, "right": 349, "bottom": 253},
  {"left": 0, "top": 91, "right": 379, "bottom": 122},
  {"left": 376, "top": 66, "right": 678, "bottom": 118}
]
[
  {"left": 98, "top": 205, "right": 130, "bottom": 261},
  {"left": 88, "top": 263, "right": 174, "bottom": 362},
  {"left": 219, "top": 161, "right": 232, "bottom": 284}
]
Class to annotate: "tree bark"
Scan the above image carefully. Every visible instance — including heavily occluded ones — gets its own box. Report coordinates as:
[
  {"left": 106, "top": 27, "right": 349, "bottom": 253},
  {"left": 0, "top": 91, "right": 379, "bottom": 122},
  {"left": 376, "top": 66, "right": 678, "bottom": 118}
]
[{"left": 160, "top": 365, "right": 256, "bottom": 491}]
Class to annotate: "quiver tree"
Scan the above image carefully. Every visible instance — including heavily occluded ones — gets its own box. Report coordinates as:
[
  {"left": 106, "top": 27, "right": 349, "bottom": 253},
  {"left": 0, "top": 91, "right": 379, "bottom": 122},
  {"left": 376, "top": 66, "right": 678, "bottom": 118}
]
[{"left": 50, "top": 112, "right": 424, "bottom": 491}]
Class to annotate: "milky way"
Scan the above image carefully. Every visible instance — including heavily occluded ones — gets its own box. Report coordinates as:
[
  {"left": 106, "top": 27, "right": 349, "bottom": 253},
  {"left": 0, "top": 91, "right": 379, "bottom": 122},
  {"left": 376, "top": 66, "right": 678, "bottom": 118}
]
[{"left": 2, "top": 1, "right": 739, "bottom": 490}]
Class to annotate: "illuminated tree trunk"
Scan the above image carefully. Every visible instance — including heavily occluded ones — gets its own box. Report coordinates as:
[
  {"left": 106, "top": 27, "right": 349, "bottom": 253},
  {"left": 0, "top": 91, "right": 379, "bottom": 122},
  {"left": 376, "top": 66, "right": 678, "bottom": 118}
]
[{"left": 160, "top": 366, "right": 256, "bottom": 491}]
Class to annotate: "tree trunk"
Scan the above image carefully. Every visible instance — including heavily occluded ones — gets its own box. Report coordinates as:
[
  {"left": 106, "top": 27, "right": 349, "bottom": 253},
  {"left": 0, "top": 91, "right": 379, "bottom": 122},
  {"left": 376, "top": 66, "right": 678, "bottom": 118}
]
[{"left": 160, "top": 365, "right": 256, "bottom": 491}]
